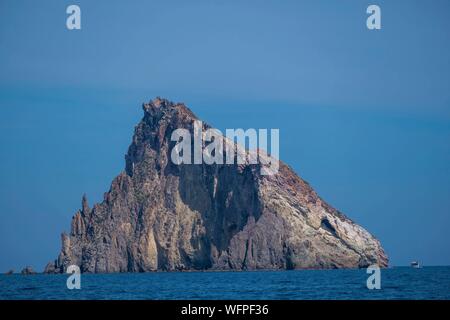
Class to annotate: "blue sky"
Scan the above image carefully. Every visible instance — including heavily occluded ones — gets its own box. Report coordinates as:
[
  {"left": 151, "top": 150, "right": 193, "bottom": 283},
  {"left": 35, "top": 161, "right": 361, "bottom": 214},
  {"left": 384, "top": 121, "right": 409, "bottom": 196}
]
[{"left": 0, "top": 0, "right": 449, "bottom": 271}]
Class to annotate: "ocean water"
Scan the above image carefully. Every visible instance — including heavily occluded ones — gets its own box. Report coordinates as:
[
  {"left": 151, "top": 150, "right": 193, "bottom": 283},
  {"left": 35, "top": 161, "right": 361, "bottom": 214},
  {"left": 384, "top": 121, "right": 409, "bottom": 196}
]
[{"left": 1, "top": 267, "right": 449, "bottom": 300}]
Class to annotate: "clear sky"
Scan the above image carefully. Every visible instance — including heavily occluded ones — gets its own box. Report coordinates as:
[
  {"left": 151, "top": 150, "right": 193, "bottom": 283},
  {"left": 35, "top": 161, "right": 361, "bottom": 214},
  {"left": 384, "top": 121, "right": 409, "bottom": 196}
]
[{"left": 0, "top": 0, "right": 449, "bottom": 271}]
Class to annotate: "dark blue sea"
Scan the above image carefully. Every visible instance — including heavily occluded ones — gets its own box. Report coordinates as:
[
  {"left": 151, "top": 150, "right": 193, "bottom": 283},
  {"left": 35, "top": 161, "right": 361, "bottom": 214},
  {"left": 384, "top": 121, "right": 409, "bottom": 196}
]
[{"left": 1, "top": 267, "right": 449, "bottom": 300}]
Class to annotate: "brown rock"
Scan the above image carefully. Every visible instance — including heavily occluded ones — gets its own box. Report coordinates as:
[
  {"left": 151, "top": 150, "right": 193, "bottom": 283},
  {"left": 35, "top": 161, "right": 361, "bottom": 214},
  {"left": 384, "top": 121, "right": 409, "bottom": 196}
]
[{"left": 50, "top": 97, "right": 388, "bottom": 273}]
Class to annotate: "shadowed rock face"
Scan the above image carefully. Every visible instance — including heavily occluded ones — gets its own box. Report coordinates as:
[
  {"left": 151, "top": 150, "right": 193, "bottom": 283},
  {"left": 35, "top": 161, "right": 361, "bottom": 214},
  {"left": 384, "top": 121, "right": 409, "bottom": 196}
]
[{"left": 49, "top": 98, "right": 388, "bottom": 273}]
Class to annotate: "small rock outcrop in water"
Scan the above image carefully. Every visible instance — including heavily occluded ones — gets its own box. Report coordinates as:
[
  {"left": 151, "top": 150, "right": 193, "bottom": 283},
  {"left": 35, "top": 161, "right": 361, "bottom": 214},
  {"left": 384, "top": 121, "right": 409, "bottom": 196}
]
[
  {"left": 21, "top": 266, "right": 36, "bottom": 275},
  {"left": 48, "top": 98, "right": 388, "bottom": 273},
  {"left": 44, "top": 261, "right": 59, "bottom": 274}
]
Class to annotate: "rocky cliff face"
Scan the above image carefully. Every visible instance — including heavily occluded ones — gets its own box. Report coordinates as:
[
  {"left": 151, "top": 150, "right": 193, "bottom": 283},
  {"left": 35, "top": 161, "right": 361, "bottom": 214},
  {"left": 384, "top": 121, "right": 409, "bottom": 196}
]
[{"left": 47, "top": 97, "right": 388, "bottom": 273}]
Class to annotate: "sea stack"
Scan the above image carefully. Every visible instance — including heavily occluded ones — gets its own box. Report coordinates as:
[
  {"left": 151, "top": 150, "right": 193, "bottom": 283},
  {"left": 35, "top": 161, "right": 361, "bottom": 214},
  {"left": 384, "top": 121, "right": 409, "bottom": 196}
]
[
  {"left": 48, "top": 98, "right": 388, "bottom": 273},
  {"left": 21, "top": 266, "right": 36, "bottom": 275}
]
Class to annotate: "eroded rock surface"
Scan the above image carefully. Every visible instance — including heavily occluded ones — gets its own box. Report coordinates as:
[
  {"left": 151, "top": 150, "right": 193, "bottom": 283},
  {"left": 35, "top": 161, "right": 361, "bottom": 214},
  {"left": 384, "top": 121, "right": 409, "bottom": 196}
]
[{"left": 48, "top": 98, "right": 388, "bottom": 273}]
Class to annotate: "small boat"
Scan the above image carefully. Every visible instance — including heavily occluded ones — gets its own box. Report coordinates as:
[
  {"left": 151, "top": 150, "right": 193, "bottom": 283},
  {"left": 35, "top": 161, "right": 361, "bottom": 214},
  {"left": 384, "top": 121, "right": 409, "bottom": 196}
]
[{"left": 411, "top": 261, "right": 421, "bottom": 268}]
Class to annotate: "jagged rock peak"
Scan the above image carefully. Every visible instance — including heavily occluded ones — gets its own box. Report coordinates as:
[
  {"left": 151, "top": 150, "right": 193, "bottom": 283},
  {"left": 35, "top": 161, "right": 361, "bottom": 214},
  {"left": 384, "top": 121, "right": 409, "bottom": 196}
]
[
  {"left": 49, "top": 97, "right": 388, "bottom": 273},
  {"left": 81, "top": 194, "right": 90, "bottom": 216},
  {"left": 142, "top": 97, "right": 197, "bottom": 121}
]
